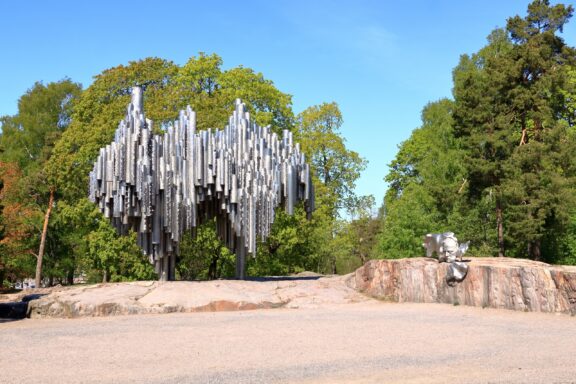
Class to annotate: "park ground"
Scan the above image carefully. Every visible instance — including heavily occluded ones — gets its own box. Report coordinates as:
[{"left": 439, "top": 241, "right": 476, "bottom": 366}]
[{"left": 1, "top": 301, "right": 575, "bottom": 384}]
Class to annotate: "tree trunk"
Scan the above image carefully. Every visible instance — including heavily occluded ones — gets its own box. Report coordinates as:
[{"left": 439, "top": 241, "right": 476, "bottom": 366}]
[
  {"left": 496, "top": 200, "right": 505, "bottom": 257},
  {"left": 35, "top": 188, "right": 54, "bottom": 288},
  {"left": 331, "top": 256, "right": 337, "bottom": 275},
  {"left": 235, "top": 236, "right": 246, "bottom": 280},
  {"left": 208, "top": 254, "right": 218, "bottom": 280},
  {"left": 529, "top": 239, "right": 542, "bottom": 261},
  {"left": 519, "top": 127, "right": 527, "bottom": 146},
  {"left": 359, "top": 251, "right": 367, "bottom": 265}
]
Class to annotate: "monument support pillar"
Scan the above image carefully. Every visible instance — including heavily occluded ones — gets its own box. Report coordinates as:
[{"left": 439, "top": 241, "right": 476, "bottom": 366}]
[{"left": 235, "top": 236, "right": 246, "bottom": 280}]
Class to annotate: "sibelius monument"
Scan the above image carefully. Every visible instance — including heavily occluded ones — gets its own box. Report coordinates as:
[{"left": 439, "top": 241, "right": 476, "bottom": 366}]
[{"left": 89, "top": 87, "right": 315, "bottom": 280}]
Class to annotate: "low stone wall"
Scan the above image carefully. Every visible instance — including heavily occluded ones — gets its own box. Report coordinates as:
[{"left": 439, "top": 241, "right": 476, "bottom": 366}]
[{"left": 346, "top": 257, "right": 576, "bottom": 314}]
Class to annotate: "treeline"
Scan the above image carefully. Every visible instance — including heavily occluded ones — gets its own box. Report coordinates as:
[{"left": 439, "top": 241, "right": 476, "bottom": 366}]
[
  {"left": 0, "top": 54, "right": 375, "bottom": 287},
  {"left": 1, "top": 0, "right": 575, "bottom": 288},
  {"left": 377, "top": 0, "right": 576, "bottom": 264}
]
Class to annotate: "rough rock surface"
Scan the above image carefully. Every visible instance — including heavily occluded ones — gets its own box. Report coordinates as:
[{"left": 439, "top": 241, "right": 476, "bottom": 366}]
[
  {"left": 23, "top": 276, "right": 368, "bottom": 318},
  {"left": 4, "top": 257, "right": 576, "bottom": 319},
  {"left": 347, "top": 257, "right": 576, "bottom": 314}
]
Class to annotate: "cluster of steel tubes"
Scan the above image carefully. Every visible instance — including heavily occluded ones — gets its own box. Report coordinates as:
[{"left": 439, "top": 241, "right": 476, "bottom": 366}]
[{"left": 89, "top": 87, "right": 314, "bottom": 280}]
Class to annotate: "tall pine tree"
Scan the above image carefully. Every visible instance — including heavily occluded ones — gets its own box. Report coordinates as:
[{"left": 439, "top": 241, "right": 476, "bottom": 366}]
[{"left": 453, "top": 0, "right": 576, "bottom": 260}]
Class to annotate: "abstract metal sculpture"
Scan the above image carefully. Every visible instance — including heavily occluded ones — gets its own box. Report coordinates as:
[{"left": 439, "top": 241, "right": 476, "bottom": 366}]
[
  {"left": 423, "top": 232, "right": 470, "bottom": 286},
  {"left": 89, "top": 87, "right": 315, "bottom": 280}
]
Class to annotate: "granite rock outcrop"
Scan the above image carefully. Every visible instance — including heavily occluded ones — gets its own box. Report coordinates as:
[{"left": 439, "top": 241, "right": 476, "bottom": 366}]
[
  {"left": 3, "top": 257, "right": 576, "bottom": 319},
  {"left": 346, "top": 257, "right": 576, "bottom": 314},
  {"left": 23, "top": 276, "right": 368, "bottom": 318}
]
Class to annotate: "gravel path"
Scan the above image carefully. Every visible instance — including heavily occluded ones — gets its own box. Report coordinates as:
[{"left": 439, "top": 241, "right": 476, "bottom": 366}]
[{"left": 1, "top": 302, "right": 575, "bottom": 383}]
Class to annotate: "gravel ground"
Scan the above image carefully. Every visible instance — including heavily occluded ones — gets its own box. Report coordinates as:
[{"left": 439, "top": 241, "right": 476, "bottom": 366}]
[{"left": 1, "top": 302, "right": 575, "bottom": 384}]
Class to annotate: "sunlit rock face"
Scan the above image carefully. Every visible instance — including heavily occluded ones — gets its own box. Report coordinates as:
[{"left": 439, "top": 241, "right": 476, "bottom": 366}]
[{"left": 347, "top": 257, "right": 576, "bottom": 314}]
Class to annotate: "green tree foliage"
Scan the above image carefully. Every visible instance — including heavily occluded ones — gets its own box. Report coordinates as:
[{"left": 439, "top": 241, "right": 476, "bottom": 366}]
[
  {"left": 336, "top": 209, "right": 380, "bottom": 271},
  {"left": 297, "top": 102, "right": 367, "bottom": 216},
  {"left": 451, "top": 28, "right": 516, "bottom": 257},
  {"left": 0, "top": 80, "right": 82, "bottom": 287},
  {"left": 48, "top": 54, "right": 294, "bottom": 202},
  {"left": 0, "top": 51, "right": 375, "bottom": 283},
  {"left": 0, "top": 161, "right": 38, "bottom": 285},
  {"left": 86, "top": 218, "right": 155, "bottom": 283},
  {"left": 0, "top": 176, "right": 4, "bottom": 286},
  {"left": 0, "top": 79, "right": 81, "bottom": 170},
  {"left": 377, "top": 0, "right": 576, "bottom": 264},
  {"left": 45, "top": 53, "right": 298, "bottom": 281},
  {"left": 274, "top": 102, "right": 374, "bottom": 274},
  {"left": 174, "top": 53, "right": 294, "bottom": 133},
  {"left": 245, "top": 102, "right": 373, "bottom": 276},
  {"left": 377, "top": 100, "right": 469, "bottom": 258},
  {"left": 177, "top": 220, "right": 235, "bottom": 280},
  {"left": 454, "top": 0, "right": 576, "bottom": 260},
  {"left": 48, "top": 58, "right": 179, "bottom": 200},
  {"left": 560, "top": 67, "right": 576, "bottom": 124},
  {"left": 53, "top": 198, "right": 155, "bottom": 283},
  {"left": 248, "top": 208, "right": 313, "bottom": 276}
]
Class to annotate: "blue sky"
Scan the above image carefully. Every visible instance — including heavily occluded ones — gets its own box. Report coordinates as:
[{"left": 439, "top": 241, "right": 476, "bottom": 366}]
[{"left": 1, "top": 0, "right": 575, "bottom": 209}]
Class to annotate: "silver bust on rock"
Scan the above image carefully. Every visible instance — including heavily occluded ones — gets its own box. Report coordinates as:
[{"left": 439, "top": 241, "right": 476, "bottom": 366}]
[
  {"left": 423, "top": 232, "right": 470, "bottom": 286},
  {"left": 423, "top": 232, "right": 469, "bottom": 263}
]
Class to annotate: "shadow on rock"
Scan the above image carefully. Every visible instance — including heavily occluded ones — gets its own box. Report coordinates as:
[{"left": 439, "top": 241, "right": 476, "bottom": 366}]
[
  {"left": 247, "top": 276, "right": 323, "bottom": 282},
  {"left": 0, "top": 294, "right": 46, "bottom": 320}
]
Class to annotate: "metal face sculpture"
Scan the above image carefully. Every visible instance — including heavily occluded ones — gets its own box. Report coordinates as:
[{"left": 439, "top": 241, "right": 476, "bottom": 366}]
[
  {"left": 423, "top": 232, "right": 469, "bottom": 263},
  {"left": 89, "top": 87, "right": 315, "bottom": 280},
  {"left": 423, "top": 232, "right": 470, "bottom": 286}
]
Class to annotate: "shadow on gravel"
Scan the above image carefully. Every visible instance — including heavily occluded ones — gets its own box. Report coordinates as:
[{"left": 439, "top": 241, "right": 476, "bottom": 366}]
[{"left": 0, "top": 294, "right": 46, "bottom": 321}]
